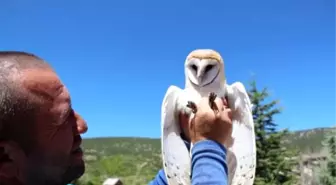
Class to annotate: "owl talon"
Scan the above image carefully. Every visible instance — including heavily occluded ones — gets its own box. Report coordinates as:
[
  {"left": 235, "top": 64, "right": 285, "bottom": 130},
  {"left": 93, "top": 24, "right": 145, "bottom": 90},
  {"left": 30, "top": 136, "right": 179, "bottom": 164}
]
[
  {"left": 186, "top": 101, "right": 197, "bottom": 114},
  {"left": 209, "top": 92, "right": 219, "bottom": 113}
]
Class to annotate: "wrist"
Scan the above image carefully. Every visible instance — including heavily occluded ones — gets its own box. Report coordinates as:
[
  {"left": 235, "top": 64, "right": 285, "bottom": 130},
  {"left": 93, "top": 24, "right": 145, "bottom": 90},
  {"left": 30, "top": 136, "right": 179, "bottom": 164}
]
[
  {"left": 192, "top": 135, "right": 226, "bottom": 146},
  {"left": 192, "top": 139, "right": 227, "bottom": 154},
  {"left": 191, "top": 135, "right": 207, "bottom": 144}
]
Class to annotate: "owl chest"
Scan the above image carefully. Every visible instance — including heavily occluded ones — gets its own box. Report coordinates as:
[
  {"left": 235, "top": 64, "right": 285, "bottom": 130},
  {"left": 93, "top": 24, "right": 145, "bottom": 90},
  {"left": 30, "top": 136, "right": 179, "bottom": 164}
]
[{"left": 195, "top": 84, "right": 226, "bottom": 98}]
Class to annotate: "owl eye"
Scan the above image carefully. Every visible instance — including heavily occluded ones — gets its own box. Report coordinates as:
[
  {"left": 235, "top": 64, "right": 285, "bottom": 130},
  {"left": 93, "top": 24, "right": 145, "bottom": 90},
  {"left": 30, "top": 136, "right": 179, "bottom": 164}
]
[
  {"left": 190, "top": 64, "right": 198, "bottom": 71},
  {"left": 204, "top": 64, "right": 214, "bottom": 73}
]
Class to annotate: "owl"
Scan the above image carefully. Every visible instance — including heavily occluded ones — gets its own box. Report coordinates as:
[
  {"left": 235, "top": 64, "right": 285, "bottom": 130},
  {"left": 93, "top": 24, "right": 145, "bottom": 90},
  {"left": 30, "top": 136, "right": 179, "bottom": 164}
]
[{"left": 161, "top": 49, "right": 256, "bottom": 185}]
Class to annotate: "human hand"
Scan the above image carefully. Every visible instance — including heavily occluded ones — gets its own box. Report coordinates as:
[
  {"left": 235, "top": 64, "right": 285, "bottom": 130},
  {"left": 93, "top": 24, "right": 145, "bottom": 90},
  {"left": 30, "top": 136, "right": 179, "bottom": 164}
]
[{"left": 188, "top": 96, "right": 233, "bottom": 146}]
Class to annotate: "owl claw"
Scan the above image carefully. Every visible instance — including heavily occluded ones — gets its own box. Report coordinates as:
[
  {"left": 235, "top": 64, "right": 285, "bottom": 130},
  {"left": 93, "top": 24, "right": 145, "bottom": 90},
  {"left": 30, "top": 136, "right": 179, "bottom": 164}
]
[
  {"left": 209, "top": 92, "right": 219, "bottom": 113},
  {"left": 186, "top": 101, "right": 197, "bottom": 114}
]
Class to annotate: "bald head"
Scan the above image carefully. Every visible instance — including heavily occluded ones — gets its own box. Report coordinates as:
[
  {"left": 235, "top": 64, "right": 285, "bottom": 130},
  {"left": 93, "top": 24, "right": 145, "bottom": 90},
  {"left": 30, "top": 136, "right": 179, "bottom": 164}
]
[
  {"left": 0, "top": 51, "right": 51, "bottom": 143},
  {"left": 0, "top": 51, "right": 51, "bottom": 88},
  {"left": 0, "top": 51, "right": 49, "bottom": 74}
]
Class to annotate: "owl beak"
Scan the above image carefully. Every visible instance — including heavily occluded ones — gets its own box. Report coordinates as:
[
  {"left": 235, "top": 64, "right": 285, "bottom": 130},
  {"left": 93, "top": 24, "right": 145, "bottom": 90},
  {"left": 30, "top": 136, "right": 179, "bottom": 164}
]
[{"left": 196, "top": 70, "right": 204, "bottom": 82}]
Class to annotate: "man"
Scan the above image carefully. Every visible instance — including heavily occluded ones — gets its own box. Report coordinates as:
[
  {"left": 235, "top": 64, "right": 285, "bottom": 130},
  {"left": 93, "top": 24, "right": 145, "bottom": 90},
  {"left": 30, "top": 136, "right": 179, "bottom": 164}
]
[
  {"left": 0, "top": 51, "right": 88, "bottom": 185},
  {"left": 149, "top": 97, "right": 232, "bottom": 185},
  {"left": 0, "top": 51, "right": 231, "bottom": 185}
]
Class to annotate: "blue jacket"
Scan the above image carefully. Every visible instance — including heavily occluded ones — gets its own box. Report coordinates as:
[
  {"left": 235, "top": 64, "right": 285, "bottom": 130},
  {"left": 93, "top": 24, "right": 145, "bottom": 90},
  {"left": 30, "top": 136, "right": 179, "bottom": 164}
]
[{"left": 148, "top": 140, "right": 228, "bottom": 185}]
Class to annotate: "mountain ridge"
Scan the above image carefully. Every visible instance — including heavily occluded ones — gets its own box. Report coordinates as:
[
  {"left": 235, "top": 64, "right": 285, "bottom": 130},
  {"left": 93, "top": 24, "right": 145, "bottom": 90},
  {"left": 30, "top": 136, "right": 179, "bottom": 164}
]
[
  {"left": 77, "top": 126, "right": 335, "bottom": 185},
  {"left": 82, "top": 126, "right": 334, "bottom": 140}
]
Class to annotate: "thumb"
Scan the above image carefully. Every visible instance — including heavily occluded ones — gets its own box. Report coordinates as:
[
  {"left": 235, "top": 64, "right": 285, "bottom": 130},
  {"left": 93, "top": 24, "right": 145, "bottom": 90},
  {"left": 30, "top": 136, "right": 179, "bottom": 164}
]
[
  {"left": 218, "top": 107, "right": 233, "bottom": 124},
  {"left": 188, "top": 114, "right": 196, "bottom": 138}
]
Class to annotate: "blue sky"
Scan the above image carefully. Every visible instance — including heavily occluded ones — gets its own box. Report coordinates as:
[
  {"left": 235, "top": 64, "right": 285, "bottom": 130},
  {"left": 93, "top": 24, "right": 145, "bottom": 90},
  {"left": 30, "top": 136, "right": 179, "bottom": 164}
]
[{"left": 1, "top": 0, "right": 335, "bottom": 138}]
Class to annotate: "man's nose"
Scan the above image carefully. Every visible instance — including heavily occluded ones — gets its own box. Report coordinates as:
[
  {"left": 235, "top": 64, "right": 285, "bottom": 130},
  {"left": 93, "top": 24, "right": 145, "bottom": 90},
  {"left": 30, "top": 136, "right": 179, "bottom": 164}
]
[{"left": 74, "top": 112, "right": 88, "bottom": 134}]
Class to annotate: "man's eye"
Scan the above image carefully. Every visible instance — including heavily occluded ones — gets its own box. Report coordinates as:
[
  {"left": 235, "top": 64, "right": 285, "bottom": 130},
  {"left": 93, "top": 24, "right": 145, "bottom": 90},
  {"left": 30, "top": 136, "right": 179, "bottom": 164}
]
[
  {"left": 53, "top": 109, "right": 73, "bottom": 126},
  {"left": 65, "top": 109, "right": 75, "bottom": 121}
]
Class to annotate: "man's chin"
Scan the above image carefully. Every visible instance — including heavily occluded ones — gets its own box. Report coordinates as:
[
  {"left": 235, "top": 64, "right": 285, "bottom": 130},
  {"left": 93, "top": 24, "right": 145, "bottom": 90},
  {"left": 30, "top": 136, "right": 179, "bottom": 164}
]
[
  {"left": 62, "top": 162, "right": 85, "bottom": 184},
  {"left": 58, "top": 148, "right": 85, "bottom": 184}
]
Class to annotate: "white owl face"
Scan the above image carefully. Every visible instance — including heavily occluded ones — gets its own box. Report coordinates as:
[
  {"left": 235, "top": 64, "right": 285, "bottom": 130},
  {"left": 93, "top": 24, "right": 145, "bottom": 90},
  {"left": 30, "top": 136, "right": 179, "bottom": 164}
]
[{"left": 185, "top": 57, "right": 220, "bottom": 87}]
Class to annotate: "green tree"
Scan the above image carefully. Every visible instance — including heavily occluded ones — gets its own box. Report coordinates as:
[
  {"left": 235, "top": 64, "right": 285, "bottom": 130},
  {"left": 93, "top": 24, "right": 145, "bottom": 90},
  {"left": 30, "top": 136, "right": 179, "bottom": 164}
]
[
  {"left": 319, "top": 128, "right": 336, "bottom": 185},
  {"left": 248, "top": 81, "right": 298, "bottom": 185}
]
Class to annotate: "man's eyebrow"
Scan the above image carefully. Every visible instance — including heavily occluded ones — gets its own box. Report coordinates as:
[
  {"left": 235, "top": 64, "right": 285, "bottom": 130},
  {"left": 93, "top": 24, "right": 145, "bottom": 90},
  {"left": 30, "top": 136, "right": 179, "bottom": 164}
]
[
  {"left": 24, "top": 79, "right": 65, "bottom": 101},
  {"left": 54, "top": 84, "right": 65, "bottom": 97}
]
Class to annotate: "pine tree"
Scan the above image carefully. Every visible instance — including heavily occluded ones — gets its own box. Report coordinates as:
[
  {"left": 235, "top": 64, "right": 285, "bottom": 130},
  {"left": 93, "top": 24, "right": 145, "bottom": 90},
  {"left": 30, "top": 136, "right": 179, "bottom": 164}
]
[
  {"left": 248, "top": 81, "right": 298, "bottom": 185},
  {"left": 319, "top": 128, "right": 336, "bottom": 185}
]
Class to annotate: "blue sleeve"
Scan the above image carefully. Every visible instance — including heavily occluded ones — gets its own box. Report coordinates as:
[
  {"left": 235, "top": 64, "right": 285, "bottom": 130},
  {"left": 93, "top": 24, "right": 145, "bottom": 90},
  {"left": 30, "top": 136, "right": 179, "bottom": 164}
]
[
  {"left": 191, "top": 140, "right": 228, "bottom": 185},
  {"left": 148, "top": 169, "right": 168, "bottom": 185},
  {"left": 148, "top": 140, "right": 228, "bottom": 185}
]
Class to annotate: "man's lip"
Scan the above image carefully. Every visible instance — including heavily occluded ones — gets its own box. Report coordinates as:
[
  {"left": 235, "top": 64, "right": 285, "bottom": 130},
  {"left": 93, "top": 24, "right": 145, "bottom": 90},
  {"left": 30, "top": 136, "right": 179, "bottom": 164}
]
[
  {"left": 71, "top": 135, "right": 82, "bottom": 153},
  {"left": 71, "top": 147, "right": 83, "bottom": 154}
]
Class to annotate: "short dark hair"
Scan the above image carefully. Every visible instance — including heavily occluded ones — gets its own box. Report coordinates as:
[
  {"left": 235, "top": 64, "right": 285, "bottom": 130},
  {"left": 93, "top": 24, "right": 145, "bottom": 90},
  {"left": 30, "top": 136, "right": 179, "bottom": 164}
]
[{"left": 0, "top": 51, "right": 50, "bottom": 151}]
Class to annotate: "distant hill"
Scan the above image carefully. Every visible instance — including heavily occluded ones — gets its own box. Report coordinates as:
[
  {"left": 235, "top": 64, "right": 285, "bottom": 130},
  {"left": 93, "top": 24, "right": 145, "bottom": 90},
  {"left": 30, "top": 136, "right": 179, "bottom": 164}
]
[
  {"left": 83, "top": 137, "right": 161, "bottom": 157},
  {"left": 284, "top": 127, "right": 334, "bottom": 154},
  {"left": 76, "top": 127, "right": 334, "bottom": 185},
  {"left": 82, "top": 127, "right": 334, "bottom": 156},
  {"left": 79, "top": 137, "right": 162, "bottom": 185}
]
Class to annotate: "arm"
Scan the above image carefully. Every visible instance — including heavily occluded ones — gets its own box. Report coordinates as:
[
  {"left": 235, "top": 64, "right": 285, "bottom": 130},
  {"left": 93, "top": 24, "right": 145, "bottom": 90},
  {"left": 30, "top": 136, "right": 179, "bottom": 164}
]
[
  {"left": 148, "top": 169, "right": 168, "bottom": 185},
  {"left": 191, "top": 140, "right": 228, "bottom": 185},
  {"left": 149, "top": 140, "right": 228, "bottom": 185}
]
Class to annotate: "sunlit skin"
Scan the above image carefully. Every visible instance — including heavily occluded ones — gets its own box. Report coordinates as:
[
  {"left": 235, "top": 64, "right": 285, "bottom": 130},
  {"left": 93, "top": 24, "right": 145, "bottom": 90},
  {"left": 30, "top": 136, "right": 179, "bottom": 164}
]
[
  {"left": 179, "top": 97, "right": 230, "bottom": 143},
  {"left": 0, "top": 68, "right": 88, "bottom": 184}
]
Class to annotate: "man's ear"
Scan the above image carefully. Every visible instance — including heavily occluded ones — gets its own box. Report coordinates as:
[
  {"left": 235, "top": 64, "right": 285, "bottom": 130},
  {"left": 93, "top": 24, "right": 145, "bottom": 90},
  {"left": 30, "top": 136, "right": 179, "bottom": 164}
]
[{"left": 0, "top": 141, "right": 26, "bottom": 182}]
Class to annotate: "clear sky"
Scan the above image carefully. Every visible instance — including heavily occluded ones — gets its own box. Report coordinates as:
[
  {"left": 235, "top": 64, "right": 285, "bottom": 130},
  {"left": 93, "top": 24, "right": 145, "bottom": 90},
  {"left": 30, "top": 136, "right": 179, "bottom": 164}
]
[{"left": 1, "top": 0, "right": 335, "bottom": 138}]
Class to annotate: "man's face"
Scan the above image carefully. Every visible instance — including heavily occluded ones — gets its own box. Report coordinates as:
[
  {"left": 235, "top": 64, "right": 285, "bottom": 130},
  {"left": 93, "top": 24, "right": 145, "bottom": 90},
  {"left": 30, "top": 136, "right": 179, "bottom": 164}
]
[{"left": 19, "top": 69, "right": 88, "bottom": 184}]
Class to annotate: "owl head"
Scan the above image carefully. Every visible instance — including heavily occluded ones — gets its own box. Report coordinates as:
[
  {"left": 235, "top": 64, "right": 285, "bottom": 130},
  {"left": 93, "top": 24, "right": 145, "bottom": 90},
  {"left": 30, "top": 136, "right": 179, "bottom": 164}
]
[{"left": 184, "top": 49, "right": 225, "bottom": 87}]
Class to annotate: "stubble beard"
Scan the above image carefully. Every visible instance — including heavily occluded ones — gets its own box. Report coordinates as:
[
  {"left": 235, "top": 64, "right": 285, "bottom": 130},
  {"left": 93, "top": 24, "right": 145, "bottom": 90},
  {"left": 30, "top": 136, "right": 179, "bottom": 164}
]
[{"left": 24, "top": 159, "right": 85, "bottom": 185}]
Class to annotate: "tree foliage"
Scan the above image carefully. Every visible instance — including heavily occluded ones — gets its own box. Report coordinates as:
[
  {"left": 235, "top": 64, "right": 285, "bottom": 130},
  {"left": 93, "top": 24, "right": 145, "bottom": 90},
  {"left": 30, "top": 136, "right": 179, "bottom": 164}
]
[
  {"left": 248, "top": 81, "right": 298, "bottom": 185},
  {"left": 318, "top": 128, "right": 336, "bottom": 185}
]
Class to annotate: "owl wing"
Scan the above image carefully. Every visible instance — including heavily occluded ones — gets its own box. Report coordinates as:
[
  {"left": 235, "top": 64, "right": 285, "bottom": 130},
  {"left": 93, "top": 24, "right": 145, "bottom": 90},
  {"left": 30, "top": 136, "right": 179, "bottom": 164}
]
[
  {"left": 161, "top": 85, "right": 191, "bottom": 185},
  {"left": 226, "top": 82, "right": 256, "bottom": 185}
]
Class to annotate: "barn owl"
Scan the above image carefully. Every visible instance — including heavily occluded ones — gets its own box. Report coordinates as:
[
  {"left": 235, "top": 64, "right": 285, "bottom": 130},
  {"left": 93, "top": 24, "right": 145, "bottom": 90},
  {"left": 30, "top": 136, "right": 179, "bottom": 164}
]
[{"left": 161, "top": 49, "right": 256, "bottom": 185}]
